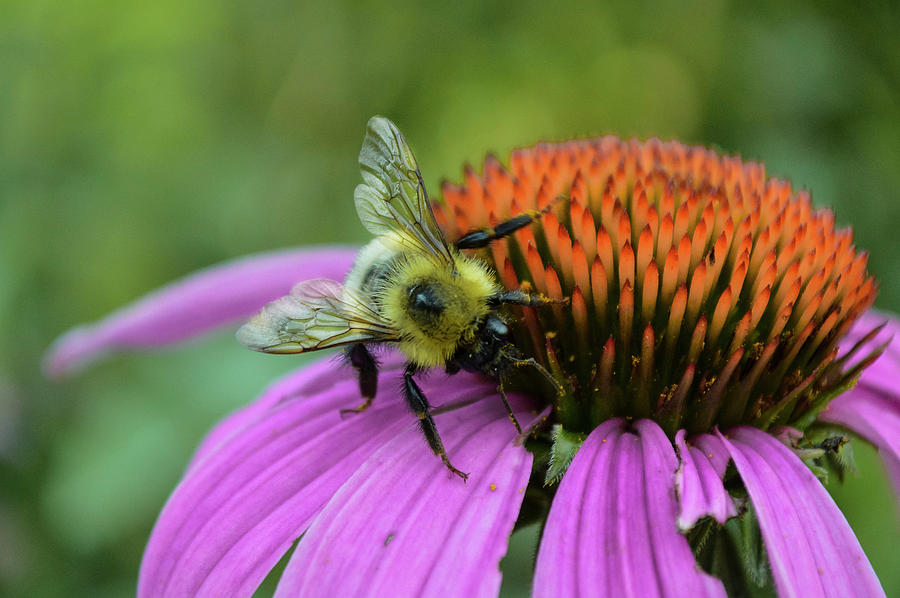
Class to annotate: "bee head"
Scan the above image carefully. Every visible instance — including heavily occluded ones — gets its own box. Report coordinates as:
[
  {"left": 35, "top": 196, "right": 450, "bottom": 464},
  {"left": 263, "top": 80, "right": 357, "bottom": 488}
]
[
  {"left": 407, "top": 282, "right": 446, "bottom": 318},
  {"left": 400, "top": 277, "right": 484, "bottom": 348},
  {"left": 386, "top": 254, "right": 497, "bottom": 368}
]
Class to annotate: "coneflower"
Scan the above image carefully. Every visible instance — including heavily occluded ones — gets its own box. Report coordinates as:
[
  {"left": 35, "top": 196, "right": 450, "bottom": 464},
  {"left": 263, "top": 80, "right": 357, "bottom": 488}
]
[
  {"left": 438, "top": 137, "right": 877, "bottom": 438},
  {"left": 46, "top": 125, "right": 896, "bottom": 597}
]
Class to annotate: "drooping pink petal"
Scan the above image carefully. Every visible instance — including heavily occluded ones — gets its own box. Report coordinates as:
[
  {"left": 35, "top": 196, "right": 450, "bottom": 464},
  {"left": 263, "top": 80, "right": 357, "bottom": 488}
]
[
  {"left": 820, "top": 388, "right": 900, "bottom": 502},
  {"left": 840, "top": 310, "right": 900, "bottom": 353},
  {"left": 884, "top": 457, "right": 900, "bottom": 506},
  {"left": 534, "top": 419, "right": 726, "bottom": 598},
  {"left": 44, "top": 247, "right": 358, "bottom": 378},
  {"left": 138, "top": 360, "right": 502, "bottom": 598},
  {"left": 274, "top": 392, "right": 537, "bottom": 598},
  {"left": 718, "top": 427, "right": 885, "bottom": 598},
  {"left": 675, "top": 430, "right": 737, "bottom": 529},
  {"left": 825, "top": 309, "right": 900, "bottom": 501},
  {"left": 837, "top": 309, "right": 900, "bottom": 398}
]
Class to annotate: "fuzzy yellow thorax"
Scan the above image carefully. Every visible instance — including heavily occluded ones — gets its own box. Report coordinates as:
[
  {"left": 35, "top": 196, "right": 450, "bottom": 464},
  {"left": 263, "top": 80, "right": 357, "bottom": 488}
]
[{"left": 380, "top": 249, "right": 498, "bottom": 368}]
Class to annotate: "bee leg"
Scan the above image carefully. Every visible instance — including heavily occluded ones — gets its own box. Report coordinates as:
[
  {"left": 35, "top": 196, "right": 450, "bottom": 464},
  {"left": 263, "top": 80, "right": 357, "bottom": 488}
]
[
  {"left": 505, "top": 356, "right": 566, "bottom": 399},
  {"left": 339, "top": 344, "right": 378, "bottom": 416},
  {"left": 490, "top": 288, "right": 569, "bottom": 307},
  {"left": 454, "top": 197, "right": 564, "bottom": 249},
  {"left": 497, "top": 380, "right": 523, "bottom": 434},
  {"left": 454, "top": 213, "right": 539, "bottom": 249},
  {"left": 404, "top": 363, "right": 469, "bottom": 481}
]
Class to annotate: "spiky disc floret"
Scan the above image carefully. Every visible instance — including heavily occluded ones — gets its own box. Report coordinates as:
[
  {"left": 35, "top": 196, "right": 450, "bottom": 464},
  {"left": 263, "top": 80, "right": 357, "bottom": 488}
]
[{"left": 435, "top": 136, "right": 879, "bottom": 436}]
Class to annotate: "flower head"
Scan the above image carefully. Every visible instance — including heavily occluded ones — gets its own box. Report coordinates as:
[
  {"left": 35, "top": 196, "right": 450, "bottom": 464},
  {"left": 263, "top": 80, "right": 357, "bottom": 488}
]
[
  {"left": 438, "top": 137, "right": 878, "bottom": 437},
  {"left": 46, "top": 124, "right": 897, "bottom": 597}
]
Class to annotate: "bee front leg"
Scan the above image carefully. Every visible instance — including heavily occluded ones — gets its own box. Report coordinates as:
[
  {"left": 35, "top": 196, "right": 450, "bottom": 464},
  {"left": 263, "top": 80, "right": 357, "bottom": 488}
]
[
  {"left": 497, "top": 380, "right": 523, "bottom": 434},
  {"left": 491, "top": 287, "right": 569, "bottom": 308},
  {"left": 340, "top": 344, "right": 378, "bottom": 416},
  {"left": 454, "top": 196, "right": 565, "bottom": 249},
  {"left": 403, "top": 363, "right": 469, "bottom": 481},
  {"left": 504, "top": 356, "right": 566, "bottom": 399}
]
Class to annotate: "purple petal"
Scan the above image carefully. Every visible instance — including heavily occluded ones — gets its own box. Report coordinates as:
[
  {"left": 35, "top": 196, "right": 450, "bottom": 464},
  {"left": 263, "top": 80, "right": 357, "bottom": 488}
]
[
  {"left": 825, "top": 308, "right": 900, "bottom": 502},
  {"left": 838, "top": 309, "right": 900, "bottom": 398},
  {"left": 820, "top": 388, "right": 900, "bottom": 502},
  {"left": 138, "top": 359, "right": 502, "bottom": 598},
  {"left": 718, "top": 427, "right": 885, "bottom": 598},
  {"left": 44, "top": 246, "right": 358, "bottom": 378},
  {"left": 840, "top": 309, "right": 900, "bottom": 352},
  {"left": 884, "top": 457, "right": 900, "bottom": 506},
  {"left": 274, "top": 392, "right": 537, "bottom": 598},
  {"left": 534, "top": 419, "right": 726, "bottom": 598},
  {"left": 675, "top": 430, "right": 737, "bottom": 529},
  {"left": 187, "top": 351, "right": 404, "bottom": 472}
]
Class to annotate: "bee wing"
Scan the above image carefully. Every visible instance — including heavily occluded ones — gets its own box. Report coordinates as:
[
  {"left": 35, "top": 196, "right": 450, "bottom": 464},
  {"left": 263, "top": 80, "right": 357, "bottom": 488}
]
[
  {"left": 237, "top": 279, "right": 399, "bottom": 354},
  {"left": 354, "top": 116, "right": 454, "bottom": 264}
]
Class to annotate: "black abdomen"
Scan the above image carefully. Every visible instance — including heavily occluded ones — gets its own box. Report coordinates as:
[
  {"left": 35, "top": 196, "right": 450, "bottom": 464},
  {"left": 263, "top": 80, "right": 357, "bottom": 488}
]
[{"left": 360, "top": 255, "right": 402, "bottom": 299}]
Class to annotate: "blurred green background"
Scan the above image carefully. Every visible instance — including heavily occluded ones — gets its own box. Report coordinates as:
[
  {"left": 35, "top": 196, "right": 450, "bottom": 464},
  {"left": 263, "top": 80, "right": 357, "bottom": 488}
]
[{"left": 2, "top": 1, "right": 899, "bottom": 596}]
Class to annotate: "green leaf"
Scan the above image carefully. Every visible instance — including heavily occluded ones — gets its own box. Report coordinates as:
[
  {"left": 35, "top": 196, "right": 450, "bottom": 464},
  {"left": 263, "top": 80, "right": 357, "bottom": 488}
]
[
  {"left": 734, "top": 504, "right": 771, "bottom": 589},
  {"left": 543, "top": 424, "right": 585, "bottom": 485}
]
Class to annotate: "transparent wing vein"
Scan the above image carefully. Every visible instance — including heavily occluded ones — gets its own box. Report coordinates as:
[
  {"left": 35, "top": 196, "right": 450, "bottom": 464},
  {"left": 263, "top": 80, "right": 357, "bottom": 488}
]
[
  {"left": 354, "top": 116, "right": 453, "bottom": 263},
  {"left": 237, "top": 279, "right": 398, "bottom": 353}
]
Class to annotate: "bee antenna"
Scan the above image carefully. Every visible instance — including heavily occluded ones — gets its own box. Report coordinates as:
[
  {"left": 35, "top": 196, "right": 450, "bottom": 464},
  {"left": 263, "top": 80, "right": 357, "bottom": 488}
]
[{"left": 541, "top": 194, "right": 568, "bottom": 213}]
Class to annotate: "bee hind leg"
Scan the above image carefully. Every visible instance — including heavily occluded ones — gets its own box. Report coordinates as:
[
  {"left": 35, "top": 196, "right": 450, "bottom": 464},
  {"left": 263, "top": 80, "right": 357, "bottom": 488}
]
[
  {"left": 404, "top": 363, "right": 469, "bottom": 482},
  {"left": 340, "top": 344, "right": 378, "bottom": 416}
]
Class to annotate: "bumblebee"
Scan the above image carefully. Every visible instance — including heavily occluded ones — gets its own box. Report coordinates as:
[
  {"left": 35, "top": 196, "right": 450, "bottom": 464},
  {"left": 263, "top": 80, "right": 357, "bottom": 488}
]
[{"left": 238, "top": 116, "right": 561, "bottom": 480}]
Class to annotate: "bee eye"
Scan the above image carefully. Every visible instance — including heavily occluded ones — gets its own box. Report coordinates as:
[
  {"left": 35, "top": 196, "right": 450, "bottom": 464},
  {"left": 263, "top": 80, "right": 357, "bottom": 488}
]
[
  {"left": 484, "top": 316, "right": 510, "bottom": 340},
  {"left": 407, "top": 283, "right": 445, "bottom": 315}
]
